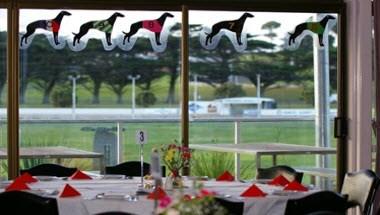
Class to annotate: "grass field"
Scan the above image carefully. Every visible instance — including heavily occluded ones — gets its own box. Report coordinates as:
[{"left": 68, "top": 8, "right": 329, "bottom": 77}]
[{"left": 0, "top": 120, "right": 337, "bottom": 181}]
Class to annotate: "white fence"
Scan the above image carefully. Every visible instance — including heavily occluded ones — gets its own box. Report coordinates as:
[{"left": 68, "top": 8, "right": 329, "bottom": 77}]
[{"left": 0, "top": 108, "right": 337, "bottom": 121}]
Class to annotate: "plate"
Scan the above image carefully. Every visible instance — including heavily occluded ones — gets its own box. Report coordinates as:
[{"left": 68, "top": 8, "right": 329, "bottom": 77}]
[
  {"left": 96, "top": 193, "right": 131, "bottom": 200},
  {"left": 35, "top": 176, "right": 60, "bottom": 181},
  {"left": 27, "top": 189, "right": 59, "bottom": 196},
  {"left": 271, "top": 190, "right": 301, "bottom": 196},
  {"left": 102, "top": 175, "right": 126, "bottom": 180},
  {"left": 0, "top": 180, "right": 12, "bottom": 188}
]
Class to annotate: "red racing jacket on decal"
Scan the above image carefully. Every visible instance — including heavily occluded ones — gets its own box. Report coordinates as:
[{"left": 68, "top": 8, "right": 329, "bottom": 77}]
[{"left": 142, "top": 20, "right": 163, "bottom": 33}]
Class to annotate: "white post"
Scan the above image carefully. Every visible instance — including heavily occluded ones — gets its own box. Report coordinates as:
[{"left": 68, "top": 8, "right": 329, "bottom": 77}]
[
  {"left": 132, "top": 78, "right": 136, "bottom": 117},
  {"left": 257, "top": 74, "right": 261, "bottom": 117},
  {"left": 313, "top": 14, "right": 331, "bottom": 188},
  {"left": 116, "top": 122, "right": 123, "bottom": 163},
  {"left": 68, "top": 74, "right": 80, "bottom": 120},
  {"left": 128, "top": 75, "right": 141, "bottom": 118},
  {"left": 193, "top": 74, "right": 198, "bottom": 104},
  {"left": 234, "top": 121, "right": 241, "bottom": 180}
]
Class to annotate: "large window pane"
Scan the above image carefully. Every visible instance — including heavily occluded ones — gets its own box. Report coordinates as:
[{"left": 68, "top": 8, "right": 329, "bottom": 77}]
[
  {"left": 189, "top": 11, "right": 338, "bottom": 188},
  {"left": 19, "top": 9, "right": 181, "bottom": 173}
]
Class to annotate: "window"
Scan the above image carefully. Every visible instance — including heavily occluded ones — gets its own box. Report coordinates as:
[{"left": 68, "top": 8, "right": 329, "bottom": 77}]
[
  {"left": 19, "top": 9, "right": 181, "bottom": 171},
  {"left": 189, "top": 10, "right": 338, "bottom": 187}
]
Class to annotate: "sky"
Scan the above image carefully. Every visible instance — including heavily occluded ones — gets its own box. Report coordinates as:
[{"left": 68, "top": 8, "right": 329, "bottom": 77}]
[{"left": 0, "top": 9, "right": 323, "bottom": 46}]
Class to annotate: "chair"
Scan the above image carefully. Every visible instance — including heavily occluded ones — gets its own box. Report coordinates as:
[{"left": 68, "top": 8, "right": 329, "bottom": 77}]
[
  {"left": 306, "top": 211, "right": 345, "bottom": 215},
  {"left": 105, "top": 161, "right": 166, "bottom": 177},
  {"left": 340, "top": 169, "right": 380, "bottom": 215},
  {"left": 95, "top": 212, "right": 135, "bottom": 215},
  {"left": 215, "top": 197, "right": 244, "bottom": 215},
  {"left": 20, "top": 163, "right": 78, "bottom": 177},
  {"left": 284, "top": 191, "right": 348, "bottom": 215},
  {"left": 256, "top": 165, "right": 304, "bottom": 183},
  {"left": 0, "top": 191, "right": 58, "bottom": 215}
]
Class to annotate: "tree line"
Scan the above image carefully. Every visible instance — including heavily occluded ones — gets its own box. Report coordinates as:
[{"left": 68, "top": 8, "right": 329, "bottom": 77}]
[{"left": 0, "top": 21, "right": 337, "bottom": 106}]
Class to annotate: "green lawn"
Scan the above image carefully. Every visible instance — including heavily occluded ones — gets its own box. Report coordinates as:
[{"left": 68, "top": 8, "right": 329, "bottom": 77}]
[{"left": 0, "top": 121, "right": 336, "bottom": 181}]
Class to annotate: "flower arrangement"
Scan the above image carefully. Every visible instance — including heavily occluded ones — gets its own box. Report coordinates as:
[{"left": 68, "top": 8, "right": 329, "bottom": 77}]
[
  {"left": 157, "top": 188, "right": 227, "bottom": 215},
  {"left": 161, "top": 141, "right": 191, "bottom": 178}
]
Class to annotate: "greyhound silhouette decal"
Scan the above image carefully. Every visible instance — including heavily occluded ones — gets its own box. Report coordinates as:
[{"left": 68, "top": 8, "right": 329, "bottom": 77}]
[
  {"left": 72, "top": 12, "right": 124, "bottom": 49},
  {"left": 122, "top": 12, "right": 174, "bottom": 46},
  {"left": 20, "top": 11, "right": 71, "bottom": 48},
  {"left": 286, "top": 15, "right": 336, "bottom": 49},
  {"left": 200, "top": 12, "right": 253, "bottom": 52}
]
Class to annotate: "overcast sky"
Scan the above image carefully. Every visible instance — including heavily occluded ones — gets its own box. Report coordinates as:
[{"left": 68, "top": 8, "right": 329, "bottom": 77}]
[{"left": 0, "top": 9, "right": 324, "bottom": 45}]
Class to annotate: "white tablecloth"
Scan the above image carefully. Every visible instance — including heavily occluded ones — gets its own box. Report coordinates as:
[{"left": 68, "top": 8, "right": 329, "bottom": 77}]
[{"left": 0, "top": 178, "right": 312, "bottom": 215}]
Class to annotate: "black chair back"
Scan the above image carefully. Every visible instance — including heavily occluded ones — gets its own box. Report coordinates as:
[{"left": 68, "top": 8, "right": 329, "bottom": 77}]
[
  {"left": 284, "top": 191, "right": 348, "bottom": 215},
  {"left": 306, "top": 211, "right": 345, "bottom": 215},
  {"left": 256, "top": 165, "right": 303, "bottom": 183},
  {"left": 20, "top": 163, "right": 78, "bottom": 177},
  {"left": 215, "top": 197, "right": 244, "bottom": 215},
  {"left": 95, "top": 212, "right": 135, "bottom": 215},
  {"left": 341, "top": 169, "right": 380, "bottom": 215},
  {"left": 105, "top": 161, "right": 166, "bottom": 177},
  {"left": 0, "top": 191, "right": 58, "bottom": 215}
]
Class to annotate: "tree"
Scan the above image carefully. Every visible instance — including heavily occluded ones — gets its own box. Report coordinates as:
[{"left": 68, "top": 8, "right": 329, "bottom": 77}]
[
  {"left": 74, "top": 39, "right": 110, "bottom": 104},
  {"left": 28, "top": 35, "right": 71, "bottom": 104},
  {"left": 261, "top": 21, "right": 281, "bottom": 46}
]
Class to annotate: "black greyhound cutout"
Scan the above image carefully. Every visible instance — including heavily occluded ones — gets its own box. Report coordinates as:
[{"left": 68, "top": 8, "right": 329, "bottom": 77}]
[
  {"left": 205, "top": 12, "right": 254, "bottom": 46},
  {"left": 20, "top": 11, "right": 71, "bottom": 46},
  {"left": 122, "top": 12, "right": 174, "bottom": 46},
  {"left": 288, "top": 15, "right": 336, "bottom": 47},
  {"left": 72, "top": 12, "right": 124, "bottom": 46}
]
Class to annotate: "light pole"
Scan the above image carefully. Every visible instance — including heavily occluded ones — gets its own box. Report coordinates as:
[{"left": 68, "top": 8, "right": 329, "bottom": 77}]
[
  {"left": 68, "top": 74, "right": 81, "bottom": 119},
  {"left": 193, "top": 74, "right": 198, "bottom": 104},
  {"left": 128, "top": 74, "right": 141, "bottom": 118},
  {"left": 256, "top": 74, "right": 261, "bottom": 118}
]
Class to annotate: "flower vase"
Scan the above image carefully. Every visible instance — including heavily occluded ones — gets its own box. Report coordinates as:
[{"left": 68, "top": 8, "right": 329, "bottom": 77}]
[{"left": 165, "top": 170, "right": 183, "bottom": 190}]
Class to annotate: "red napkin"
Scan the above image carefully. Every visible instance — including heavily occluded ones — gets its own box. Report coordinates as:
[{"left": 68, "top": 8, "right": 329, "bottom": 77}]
[
  {"left": 240, "top": 184, "right": 267, "bottom": 197},
  {"left": 59, "top": 184, "right": 81, "bottom": 198},
  {"left": 5, "top": 178, "right": 31, "bottom": 191},
  {"left": 268, "top": 175, "right": 290, "bottom": 186},
  {"left": 147, "top": 186, "right": 167, "bottom": 200},
  {"left": 18, "top": 172, "right": 38, "bottom": 183},
  {"left": 283, "top": 181, "right": 308, "bottom": 192},
  {"left": 216, "top": 171, "right": 235, "bottom": 181},
  {"left": 70, "top": 170, "right": 92, "bottom": 180}
]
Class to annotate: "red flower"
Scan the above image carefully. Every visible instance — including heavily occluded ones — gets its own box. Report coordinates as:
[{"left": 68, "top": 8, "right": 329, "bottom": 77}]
[{"left": 182, "top": 194, "right": 192, "bottom": 201}]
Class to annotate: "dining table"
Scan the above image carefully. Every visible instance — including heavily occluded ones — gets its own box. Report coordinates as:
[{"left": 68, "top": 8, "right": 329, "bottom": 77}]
[{"left": 0, "top": 176, "right": 316, "bottom": 215}]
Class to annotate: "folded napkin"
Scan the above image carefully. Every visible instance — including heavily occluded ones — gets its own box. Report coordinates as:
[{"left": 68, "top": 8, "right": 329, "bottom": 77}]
[
  {"left": 147, "top": 186, "right": 167, "bottom": 200},
  {"left": 59, "top": 184, "right": 81, "bottom": 198},
  {"left": 70, "top": 170, "right": 92, "bottom": 180},
  {"left": 240, "top": 184, "right": 267, "bottom": 197},
  {"left": 283, "top": 181, "right": 308, "bottom": 192},
  {"left": 268, "top": 175, "right": 290, "bottom": 186},
  {"left": 5, "top": 178, "right": 31, "bottom": 192},
  {"left": 18, "top": 172, "right": 38, "bottom": 183},
  {"left": 216, "top": 171, "right": 234, "bottom": 181}
]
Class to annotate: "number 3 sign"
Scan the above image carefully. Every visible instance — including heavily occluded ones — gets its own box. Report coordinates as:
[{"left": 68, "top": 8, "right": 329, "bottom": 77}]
[{"left": 136, "top": 130, "right": 148, "bottom": 144}]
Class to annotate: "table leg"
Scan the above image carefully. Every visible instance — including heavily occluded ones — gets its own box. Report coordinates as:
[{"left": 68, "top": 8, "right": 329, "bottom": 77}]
[
  {"left": 57, "top": 158, "right": 62, "bottom": 165},
  {"left": 272, "top": 155, "right": 277, "bottom": 166},
  {"left": 99, "top": 157, "right": 105, "bottom": 174},
  {"left": 256, "top": 154, "right": 261, "bottom": 169}
]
